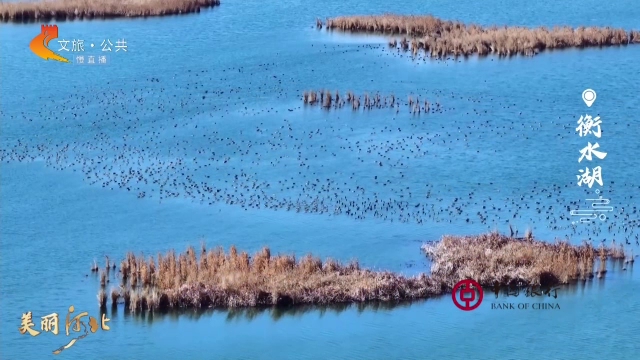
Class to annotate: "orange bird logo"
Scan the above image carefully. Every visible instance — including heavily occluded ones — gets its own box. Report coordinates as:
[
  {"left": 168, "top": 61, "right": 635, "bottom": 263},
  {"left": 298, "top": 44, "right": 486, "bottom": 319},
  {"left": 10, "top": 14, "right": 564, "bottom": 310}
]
[{"left": 30, "top": 24, "right": 69, "bottom": 63}]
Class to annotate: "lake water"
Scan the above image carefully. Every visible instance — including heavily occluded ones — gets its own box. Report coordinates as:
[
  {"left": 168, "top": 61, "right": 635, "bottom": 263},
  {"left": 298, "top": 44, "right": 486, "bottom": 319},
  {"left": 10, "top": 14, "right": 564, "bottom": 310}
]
[{"left": 1, "top": 0, "right": 640, "bottom": 359}]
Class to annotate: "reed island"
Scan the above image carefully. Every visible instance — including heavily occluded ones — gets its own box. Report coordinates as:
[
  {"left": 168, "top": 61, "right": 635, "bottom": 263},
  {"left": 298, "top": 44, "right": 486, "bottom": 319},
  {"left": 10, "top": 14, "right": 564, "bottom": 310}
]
[
  {"left": 95, "top": 232, "right": 634, "bottom": 312},
  {"left": 318, "top": 15, "right": 640, "bottom": 58},
  {"left": 0, "top": 0, "right": 220, "bottom": 22}
]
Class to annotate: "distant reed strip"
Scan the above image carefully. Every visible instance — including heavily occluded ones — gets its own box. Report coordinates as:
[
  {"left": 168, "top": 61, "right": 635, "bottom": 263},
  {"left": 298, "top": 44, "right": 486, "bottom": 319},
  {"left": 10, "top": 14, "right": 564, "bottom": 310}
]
[
  {"left": 96, "top": 232, "right": 634, "bottom": 312},
  {"left": 302, "top": 89, "right": 442, "bottom": 114},
  {"left": 0, "top": 0, "right": 221, "bottom": 22},
  {"left": 322, "top": 15, "right": 640, "bottom": 58}
]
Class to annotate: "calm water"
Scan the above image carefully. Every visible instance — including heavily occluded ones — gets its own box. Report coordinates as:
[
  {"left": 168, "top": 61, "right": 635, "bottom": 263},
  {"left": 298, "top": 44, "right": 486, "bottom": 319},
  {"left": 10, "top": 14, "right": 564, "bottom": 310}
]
[{"left": 1, "top": 0, "right": 640, "bottom": 359}]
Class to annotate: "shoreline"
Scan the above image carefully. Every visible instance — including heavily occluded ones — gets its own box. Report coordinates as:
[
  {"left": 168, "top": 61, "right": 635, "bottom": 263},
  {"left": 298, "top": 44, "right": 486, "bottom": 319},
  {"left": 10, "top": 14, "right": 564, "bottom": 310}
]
[
  {"left": 0, "top": 0, "right": 220, "bottom": 23},
  {"left": 96, "top": 232, "right": 635, "bottom": 312}
]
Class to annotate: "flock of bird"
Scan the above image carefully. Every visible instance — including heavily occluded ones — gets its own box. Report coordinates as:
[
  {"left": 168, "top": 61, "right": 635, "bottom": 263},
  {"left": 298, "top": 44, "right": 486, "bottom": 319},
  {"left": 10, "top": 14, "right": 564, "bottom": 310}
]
[{"left": 2, "top": 41, "right": 639, "bottom": 251}]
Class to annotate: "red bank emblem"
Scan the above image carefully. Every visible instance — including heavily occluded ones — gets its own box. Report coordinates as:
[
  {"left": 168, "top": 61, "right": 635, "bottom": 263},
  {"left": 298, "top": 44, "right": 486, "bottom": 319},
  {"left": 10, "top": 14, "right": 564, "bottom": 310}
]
[{"left": 452, "top": 279, "right": 483, "bottom": 311}]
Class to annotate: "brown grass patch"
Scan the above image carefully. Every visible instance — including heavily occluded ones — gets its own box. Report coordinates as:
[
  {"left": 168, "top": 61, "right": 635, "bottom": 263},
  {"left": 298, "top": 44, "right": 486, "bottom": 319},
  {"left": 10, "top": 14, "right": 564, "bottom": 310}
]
[
  {"left": 323, "top": 15, "right": 640, "bottom": 58},
  {"left": 105, "top": 232, "right": 630, "bottom": 312},
  {"left": 0, "top": 0, "right": 220, "bottom": 22},
  {"left": 423, "top": 232, "right": 626, "bottom": 288},
  {"left": 112, "top": 244, "right": 442, "bottom": 312}
]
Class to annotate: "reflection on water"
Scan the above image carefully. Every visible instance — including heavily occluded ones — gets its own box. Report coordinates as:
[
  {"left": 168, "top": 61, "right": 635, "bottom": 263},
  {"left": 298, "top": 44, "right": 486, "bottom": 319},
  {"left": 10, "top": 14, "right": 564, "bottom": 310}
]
[{"left": 122, "top": 300, "right": 419, "bottom": 325}]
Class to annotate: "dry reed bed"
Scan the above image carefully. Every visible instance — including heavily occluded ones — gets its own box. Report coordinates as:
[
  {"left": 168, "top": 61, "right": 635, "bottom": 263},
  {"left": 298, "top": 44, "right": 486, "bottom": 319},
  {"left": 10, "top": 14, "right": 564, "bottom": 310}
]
[
  {"left": 99, "top": 244, "right": 443, "bottom": 312},
  {"left": 302, "top": 89, "right": 442, "bottom": 114},
  {"left": 0, "top": 0, "right": 220, "bottom": 22},
  {"left": 323, "top": 15, "right": 640, "bottom": 58},
  {"left": 423, "top": 232, "right": 632, "bottom": 289},
  {"left": 96, "top": 233, "right": 633, "bottom": 312}
]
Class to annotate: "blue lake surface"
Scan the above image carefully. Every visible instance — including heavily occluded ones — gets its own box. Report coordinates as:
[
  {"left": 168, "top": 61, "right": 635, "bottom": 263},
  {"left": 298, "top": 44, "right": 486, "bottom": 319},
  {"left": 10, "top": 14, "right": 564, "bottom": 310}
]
[{"left": 1, "top": 0, "right": 640, "bottom": 359}]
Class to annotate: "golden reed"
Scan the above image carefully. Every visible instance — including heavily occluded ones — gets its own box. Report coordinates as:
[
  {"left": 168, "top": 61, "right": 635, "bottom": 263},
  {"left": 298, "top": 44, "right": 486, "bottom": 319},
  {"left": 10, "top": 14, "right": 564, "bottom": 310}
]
[
  {"left": 323, "top": 15, "right": 640, "bottom": 58},
  {"left": 100, "top": 232, "right": 632, "bottom": 311},
  {"left": 0, "top": 0, "right": 220, "bottom": 22},
  {"left": 422, "top": 232, "right": 627, "bottom": 288},
  {"left": 107, "top": 244, "right": 442, "bottom": 312}
]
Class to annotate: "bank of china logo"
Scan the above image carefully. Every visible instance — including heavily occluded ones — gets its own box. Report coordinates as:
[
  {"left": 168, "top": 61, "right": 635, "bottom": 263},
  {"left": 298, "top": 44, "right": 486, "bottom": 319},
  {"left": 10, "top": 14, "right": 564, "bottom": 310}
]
[{"left": 30, "top": 25, "right": 69, "bottom": 63}]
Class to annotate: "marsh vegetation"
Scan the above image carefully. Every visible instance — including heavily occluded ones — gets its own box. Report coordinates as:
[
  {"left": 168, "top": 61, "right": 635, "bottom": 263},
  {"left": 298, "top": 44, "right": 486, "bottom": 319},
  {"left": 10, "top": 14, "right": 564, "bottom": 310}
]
[
  {"left": 422, "top": 232, "right": 629, "bottom": 288},
  {"left": 0, "top": 0, "right": 220, "bottom": 22},
  {"left": 103, "top": 244, "right": 443, "bottom": 312},
  {"left": 97, "top": 232, "right": 633, "bottom": 312},
  {"left": 322, "top": 15, "right": 640, "bottom": 58}
]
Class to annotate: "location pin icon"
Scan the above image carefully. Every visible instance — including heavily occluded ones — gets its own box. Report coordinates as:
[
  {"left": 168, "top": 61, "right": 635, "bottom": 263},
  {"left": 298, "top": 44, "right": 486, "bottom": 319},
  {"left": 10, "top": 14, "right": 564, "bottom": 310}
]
[{"left": 582, "top": 89, "right": 596, "bottom": 107}]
